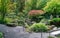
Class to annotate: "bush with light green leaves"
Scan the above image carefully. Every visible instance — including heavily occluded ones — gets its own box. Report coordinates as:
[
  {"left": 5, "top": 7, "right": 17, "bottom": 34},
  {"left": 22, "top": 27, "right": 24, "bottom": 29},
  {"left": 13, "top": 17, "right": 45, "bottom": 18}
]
[
  {"left": 29, "top": 23, "right": 48, "bottom": 32},
  {"left": 43, "top": 0, "right": 60, "bottom": 16}
]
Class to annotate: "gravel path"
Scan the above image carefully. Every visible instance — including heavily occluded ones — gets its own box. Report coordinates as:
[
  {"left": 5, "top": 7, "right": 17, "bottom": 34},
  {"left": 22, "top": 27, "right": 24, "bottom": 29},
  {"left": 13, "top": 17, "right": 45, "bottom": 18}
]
[
  {"left": 0, "top": 24, "right": 53, "bottom": 38},
  {"left": 0, "top": 24, "right": 29, "bottom": 38}
]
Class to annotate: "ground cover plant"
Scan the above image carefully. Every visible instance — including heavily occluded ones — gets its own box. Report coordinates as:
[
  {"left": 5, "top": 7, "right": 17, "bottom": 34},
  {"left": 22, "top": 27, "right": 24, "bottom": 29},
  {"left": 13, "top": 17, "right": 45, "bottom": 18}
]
[{"left": 0, "top": 32, "right": 3, "bottom": 38}]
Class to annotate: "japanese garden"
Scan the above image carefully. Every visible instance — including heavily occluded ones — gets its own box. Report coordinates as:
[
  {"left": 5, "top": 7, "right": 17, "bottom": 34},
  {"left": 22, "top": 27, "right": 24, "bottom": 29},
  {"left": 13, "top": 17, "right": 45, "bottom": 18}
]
[{"left": 0, "top": 0, "right": 60, "bottom": 38}]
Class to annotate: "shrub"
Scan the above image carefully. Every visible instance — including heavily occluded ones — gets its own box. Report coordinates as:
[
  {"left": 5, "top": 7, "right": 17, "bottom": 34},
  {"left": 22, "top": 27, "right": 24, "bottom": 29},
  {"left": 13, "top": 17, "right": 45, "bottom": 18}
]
[
  {"left": 29, "top": 23, "right": 48, "bottom": 32},
  {"left": 0, "top": 15, "right": 6, "bottom": 24},
  {"left": 4, "top": 18, "right": 17, "bottom": 27},
  {"left": 0, "top": 19, "right": 5, "bottom": 24},
  {"left": 0, "top": 32, "right": 3, "bottom": 38},
  {"left": 50, "top": 18, "right": 60, "bottom": 27},
  {"left": 4, "top": 18, "right": 13, "bottom": 24},
  {"left": 28, "top": 10, "right": 44, "bottom": 16},
  {"left": 43, "top": 0, "right": 60, "bottom": 16},
  {"left": 24, "top": 0, "right": 49, "bottom": 11},
  {"left": 28, "top": 10, "right": 45, "bottom": 22}
]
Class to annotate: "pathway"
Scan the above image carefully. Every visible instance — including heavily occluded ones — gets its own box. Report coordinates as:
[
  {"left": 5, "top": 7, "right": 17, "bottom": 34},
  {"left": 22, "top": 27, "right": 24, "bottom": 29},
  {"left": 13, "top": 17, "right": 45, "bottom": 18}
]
[
  {"left": 0, "top": 24, "right": 53, "bottom": 38},
  {"left": 0, "top": 24, "right": 29, "bottom": 38}
]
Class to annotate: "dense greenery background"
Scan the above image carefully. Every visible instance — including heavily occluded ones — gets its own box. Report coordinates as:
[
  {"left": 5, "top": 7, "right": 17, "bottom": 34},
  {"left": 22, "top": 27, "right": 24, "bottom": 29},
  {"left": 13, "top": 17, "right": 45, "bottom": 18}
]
[{"left": 0, "top": 0, "right": 60, "bottom": 26}]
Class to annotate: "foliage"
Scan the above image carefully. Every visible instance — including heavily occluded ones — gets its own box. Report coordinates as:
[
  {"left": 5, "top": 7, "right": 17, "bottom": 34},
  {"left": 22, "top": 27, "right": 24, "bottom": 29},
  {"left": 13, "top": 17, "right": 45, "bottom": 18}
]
[
  {"left": 4, "top": 17, "right": 18, "bottom": 27},
  {"left": 51, "top": 18, "right": 60, "bottom": 22},
  {"left": 23, "top": 0, "right": 49, "bottom": 17},
  {"left": 28, "top": 10, "right": 44, "bottom": 22},
  {"left": 30, "top": 16, "right": 44, "bottom": 23},
  {"left": 43, "top": 0, "right": 60, "bottom": 15},
  {"left": 50, "top": 18, "right": 60, "bottom": 27},
  {"left": 0, "top": 0, "right": 8, "bottom": 23},
  {"left": 29, "top": 23, "right": 48, "bottom": 32},
  {"left": 0, "top": 0, "right": 25, "bottom": 25},
  {"left": 4, "top": 18, "right": 13, "bottom": 24},
  {"left": 28, "top": 10, "right": 44, "bottom": 16},
  {"left": 0, "top": 0, "right": 60, "bottom": 27},
  {"left": 0, "top": 32, "right": 3, "bottom": 38},
  {"left": 36, "top": 0, "right": 50, "bottom": 10},
  {"left": 25, "top": 0, "right": 49, "bottom": 10}
]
